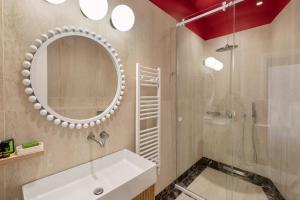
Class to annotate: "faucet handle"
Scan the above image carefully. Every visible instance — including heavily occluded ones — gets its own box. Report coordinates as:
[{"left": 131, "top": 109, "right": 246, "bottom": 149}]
[
  {"left": 99, "top": 131, "right": 109, "bottom": 140},
  {"left": 87, "top": 132, "right": 96, "bottom": 139}
]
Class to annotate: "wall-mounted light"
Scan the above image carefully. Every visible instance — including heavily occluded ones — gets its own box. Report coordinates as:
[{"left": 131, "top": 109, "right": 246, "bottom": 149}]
[
  {"left": 79, "top": 0, "right": 108, "bottom": 20},
  {"left": 204, "top": 57, "right": 224, "bottom": 71},
  {"left": 44, "top": 0, "right": 66, "bottom": 4},
  {"left": 256, "top": 0, "right": 263, "bottom": 6},
  {"left": 111, "top": 5, "right": 135, "bottom": 32}
]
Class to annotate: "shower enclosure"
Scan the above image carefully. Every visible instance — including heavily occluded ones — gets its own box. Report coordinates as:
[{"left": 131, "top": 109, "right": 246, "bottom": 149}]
[{"left": 175, "top": 0, "right": 299, "bottom": 199}]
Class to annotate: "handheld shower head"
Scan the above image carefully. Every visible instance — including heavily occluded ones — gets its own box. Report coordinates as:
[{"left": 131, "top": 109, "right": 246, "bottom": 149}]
[{"left": 252, "top": 102, "right": 257, "bottom": 123}]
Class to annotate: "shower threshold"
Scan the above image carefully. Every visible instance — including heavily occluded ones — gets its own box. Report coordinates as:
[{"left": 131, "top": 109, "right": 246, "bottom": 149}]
[
  {"left": 174, "top": 184, "right": 206, "bottom": 200},
  {"left": 222, "top": 165, "right": 247, "bottom": 177}
]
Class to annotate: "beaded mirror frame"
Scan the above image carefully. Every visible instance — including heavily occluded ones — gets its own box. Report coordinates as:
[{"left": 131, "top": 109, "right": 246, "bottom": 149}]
[{"left": 21, "top": 26, "right": 125, "bottom": 129}]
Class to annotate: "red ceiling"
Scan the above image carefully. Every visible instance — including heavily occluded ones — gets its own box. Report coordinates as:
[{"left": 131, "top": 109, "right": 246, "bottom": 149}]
[{"left": 149, "top": 0, "right": 291, "bottom": 40}]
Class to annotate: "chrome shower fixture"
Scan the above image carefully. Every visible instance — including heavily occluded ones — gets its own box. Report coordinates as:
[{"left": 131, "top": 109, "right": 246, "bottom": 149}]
[
  {"left": 252, "top": 102, "right": 257, "bottom": 121},
  {"left": 216, "top": 44, "right": 238, "bottom": 52}
]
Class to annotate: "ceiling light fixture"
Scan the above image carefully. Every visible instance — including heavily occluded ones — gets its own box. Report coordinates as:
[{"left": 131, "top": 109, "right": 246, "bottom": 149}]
[
  {"left": 111, "top": 5, "right": 135, "bottom": 32},
  {"left": 256, "top": 0, "right": 263, "bottom": 6},
  {"left": 204, "top": 57, "right": 224, "bottom": 71},
  {"left": 44, "top": 0, "right": 66, "bottom": 4},
  {"left": 79, "top": 0, "right": 108, "bottom": 21}
]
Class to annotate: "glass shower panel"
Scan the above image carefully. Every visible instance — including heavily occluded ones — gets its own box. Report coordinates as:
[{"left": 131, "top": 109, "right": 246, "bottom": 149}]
[
  {"left": 176, "top": 3, "right": 237, "bottom": 200},
  {"left": 267, "top": 1, "right": 300, "bottom": 199},
  {"left": 176, "top": 1, "right": 300, "bottom": 200},
  {"left": 230, "top": 1, "right": 300, "bottom": 200},
  {"left": 227, "top": 6, "right": 271, "bottom": 200}
]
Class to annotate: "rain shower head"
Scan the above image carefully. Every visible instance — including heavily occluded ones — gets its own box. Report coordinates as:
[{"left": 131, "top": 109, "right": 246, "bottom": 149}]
[{"left": 216, "top": 44, "right": 238, "bottom": 52}]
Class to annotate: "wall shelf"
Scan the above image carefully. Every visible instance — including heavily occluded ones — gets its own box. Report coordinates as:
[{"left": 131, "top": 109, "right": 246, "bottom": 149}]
[{"left": 0, "top": 150, "right": 44, "bottom": 166}]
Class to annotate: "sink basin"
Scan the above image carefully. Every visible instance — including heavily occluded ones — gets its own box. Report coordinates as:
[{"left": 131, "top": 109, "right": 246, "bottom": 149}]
[{"left": 22, "top": 149, "right": 157, "bottom": 200}]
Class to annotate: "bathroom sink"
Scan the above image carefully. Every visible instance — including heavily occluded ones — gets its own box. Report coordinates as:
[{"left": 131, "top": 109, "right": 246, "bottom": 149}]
[{"left": 22, "top": 149, "right": 157, "bottom": 200}]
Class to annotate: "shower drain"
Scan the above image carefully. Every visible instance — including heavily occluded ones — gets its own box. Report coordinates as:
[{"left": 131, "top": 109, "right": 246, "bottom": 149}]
[{"left": 93, "top": 187, "right": 104, "bottom": 195}]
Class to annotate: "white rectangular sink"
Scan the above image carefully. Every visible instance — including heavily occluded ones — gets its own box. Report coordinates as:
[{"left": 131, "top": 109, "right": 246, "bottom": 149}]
[{"left": 22, "top": 149, "right": 157, "bottom": 200}]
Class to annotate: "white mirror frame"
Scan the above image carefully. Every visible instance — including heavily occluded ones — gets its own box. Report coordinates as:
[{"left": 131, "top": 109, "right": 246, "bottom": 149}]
[{"left": 22, "top": 26, "right": 125, "bottom": 129}]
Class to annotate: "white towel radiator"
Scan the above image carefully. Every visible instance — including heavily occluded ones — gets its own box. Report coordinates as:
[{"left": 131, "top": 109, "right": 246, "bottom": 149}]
[{"left": 135, "top": 63, "right": 161, "bottom": 171}]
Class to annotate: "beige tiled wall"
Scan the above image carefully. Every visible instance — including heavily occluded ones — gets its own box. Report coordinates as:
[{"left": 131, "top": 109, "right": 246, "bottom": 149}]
[
  {"left": 0, "top": 0, "right": 177, "bottom": 199},
  {"left": 0, "top": 0, "right": 5, "bottom": 199},
  {"left": 176, "top": 27, "right": 205, "bottom": 175}
]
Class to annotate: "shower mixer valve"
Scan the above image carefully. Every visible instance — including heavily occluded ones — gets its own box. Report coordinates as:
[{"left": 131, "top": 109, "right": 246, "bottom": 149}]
[{"left": 226, "top": 110, "right": 236, "bottom": 119}]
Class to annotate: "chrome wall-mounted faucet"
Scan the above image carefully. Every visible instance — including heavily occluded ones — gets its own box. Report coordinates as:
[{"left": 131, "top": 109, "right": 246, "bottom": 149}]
[{"left": 87, "top": 131, "right": 109, "bottom": 147}]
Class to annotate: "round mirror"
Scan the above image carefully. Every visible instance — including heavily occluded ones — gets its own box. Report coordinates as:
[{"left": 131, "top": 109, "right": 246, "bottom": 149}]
[
  {"left": 22, "top": 26, "right": 125, "bottom": 129},
  {"left": 46, "top": 36, "right": 117, "bottom": 119}
]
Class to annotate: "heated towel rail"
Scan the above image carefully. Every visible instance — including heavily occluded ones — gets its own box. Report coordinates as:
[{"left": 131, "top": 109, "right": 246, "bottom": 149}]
[{"left": 135, "top": 63, "right": 161, "bottom": 171}]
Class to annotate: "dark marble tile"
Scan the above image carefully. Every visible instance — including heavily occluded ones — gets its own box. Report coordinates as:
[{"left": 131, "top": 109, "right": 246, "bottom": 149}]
[{"left": 156, "top": 157, "right": 285, "bottom": 200}]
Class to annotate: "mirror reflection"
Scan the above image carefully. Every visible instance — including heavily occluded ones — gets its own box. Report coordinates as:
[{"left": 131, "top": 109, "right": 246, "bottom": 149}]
[{"left": 46, "top": 36, "right": 117, "bottom": 119}]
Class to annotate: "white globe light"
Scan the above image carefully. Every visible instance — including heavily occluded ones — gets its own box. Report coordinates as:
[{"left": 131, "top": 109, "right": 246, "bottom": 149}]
[
  {"left": 111, "top": 5, "right": 135, "bottom": 32},
  {"left": 79, "top": 0, "right": 108, "bottom": 21},
  {"left": 44, "top": 0, "right": 66, "bottom": 4}
]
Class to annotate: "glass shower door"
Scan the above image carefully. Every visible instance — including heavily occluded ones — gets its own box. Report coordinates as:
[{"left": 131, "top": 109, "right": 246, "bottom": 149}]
[
  {"left": 175, "top": 3, "right": 237, "bottom": 200},
  {"left": 176, "top": 1, "right": 300, "bottom": 200},
  {"left": 231, "top": 1, "right": 300, "bottom": 199}
]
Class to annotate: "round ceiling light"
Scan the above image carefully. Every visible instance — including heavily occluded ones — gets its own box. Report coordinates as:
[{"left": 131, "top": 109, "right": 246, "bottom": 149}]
[
  {"left": 44, "top": 0, "right": 66, "bottom": 4},
  {"left": 111, "top": 5, "right": 135, "bottom": 32},
  {"left": 79, "top": 0, "right": 108, "bottom": 21}
]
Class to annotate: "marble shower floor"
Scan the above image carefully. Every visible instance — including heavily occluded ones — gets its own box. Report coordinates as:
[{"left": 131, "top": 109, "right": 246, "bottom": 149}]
[{"left": 176, "top": 167, "right": 268, "bottom": 200}]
